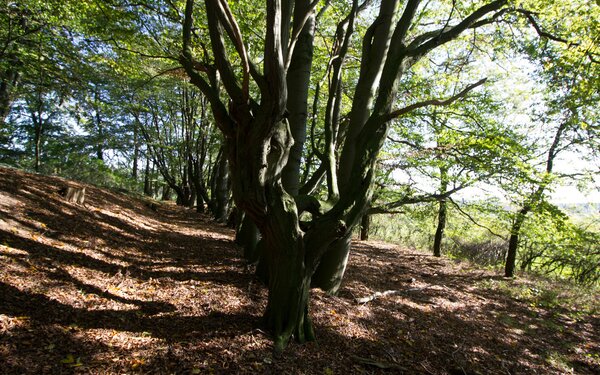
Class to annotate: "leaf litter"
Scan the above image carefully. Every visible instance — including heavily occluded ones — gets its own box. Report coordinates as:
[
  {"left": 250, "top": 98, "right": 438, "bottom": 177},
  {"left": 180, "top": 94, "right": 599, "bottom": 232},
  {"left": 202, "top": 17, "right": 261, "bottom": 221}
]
[{"left": 0, "top": 166, "right": 598, "bottom": 374}]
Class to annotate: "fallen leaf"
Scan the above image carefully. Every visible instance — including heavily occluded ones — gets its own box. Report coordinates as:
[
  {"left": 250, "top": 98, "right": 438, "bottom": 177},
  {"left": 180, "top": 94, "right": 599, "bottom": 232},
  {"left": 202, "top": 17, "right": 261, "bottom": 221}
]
[
  {"left": 61, "top": 354, "right": 75, "bottom": 364},
  {"left": 131, "top": 358, "right": 145, "bottom": 369}
]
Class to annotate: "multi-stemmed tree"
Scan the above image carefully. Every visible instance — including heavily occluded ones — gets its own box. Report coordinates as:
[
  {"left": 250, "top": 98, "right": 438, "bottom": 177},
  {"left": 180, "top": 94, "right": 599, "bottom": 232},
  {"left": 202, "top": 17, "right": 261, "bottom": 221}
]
[{"left": 177, "top": 0, "right": 511, "bottom": 349}]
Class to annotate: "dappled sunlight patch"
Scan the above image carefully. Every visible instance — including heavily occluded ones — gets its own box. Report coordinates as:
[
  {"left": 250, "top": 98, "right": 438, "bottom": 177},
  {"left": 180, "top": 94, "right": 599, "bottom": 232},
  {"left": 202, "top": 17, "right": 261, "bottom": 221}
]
[
  {"left": 1, "top": 168, "right": 599, "bottom": 374},
  {"left": 0, "top": 192, "right": 21, "bottom": 209},
  {"left": 0, "top": 243, "right": 28, "bottom": 256}
]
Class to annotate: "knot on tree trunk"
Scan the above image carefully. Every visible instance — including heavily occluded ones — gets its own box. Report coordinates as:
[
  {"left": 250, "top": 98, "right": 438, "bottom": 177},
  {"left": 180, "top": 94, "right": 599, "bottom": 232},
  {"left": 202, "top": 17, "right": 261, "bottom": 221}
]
[{"left": 336, "top": 220, "right": 347, "bottom": 236}]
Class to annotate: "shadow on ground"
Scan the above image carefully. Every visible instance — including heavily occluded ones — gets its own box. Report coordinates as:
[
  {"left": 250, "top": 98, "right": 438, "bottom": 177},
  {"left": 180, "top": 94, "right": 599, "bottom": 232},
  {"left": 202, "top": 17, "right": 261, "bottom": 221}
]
[{"left": 1, "top": 167, "right": 598, "bottom": 374}]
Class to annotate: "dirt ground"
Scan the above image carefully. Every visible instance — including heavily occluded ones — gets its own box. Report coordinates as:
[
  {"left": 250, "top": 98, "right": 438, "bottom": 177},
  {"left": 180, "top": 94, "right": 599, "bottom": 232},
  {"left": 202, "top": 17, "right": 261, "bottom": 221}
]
[{"left": 0, "top": 166, "right": 598, "bottom": 374}]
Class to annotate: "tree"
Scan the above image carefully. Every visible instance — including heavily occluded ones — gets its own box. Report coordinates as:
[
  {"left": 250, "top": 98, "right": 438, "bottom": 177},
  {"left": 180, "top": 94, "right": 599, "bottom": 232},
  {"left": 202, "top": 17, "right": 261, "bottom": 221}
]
[
  {"left": 176, "top": 0, "right": 511, "bottom": 349},
  {"left": 503, "top": 0, "right": 599, "bottom": 277}
]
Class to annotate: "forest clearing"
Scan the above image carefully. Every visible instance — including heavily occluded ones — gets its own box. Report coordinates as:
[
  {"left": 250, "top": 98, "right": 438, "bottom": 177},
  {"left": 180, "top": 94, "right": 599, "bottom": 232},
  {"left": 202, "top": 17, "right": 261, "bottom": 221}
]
[{"left": 1, "top": 167, "right": 598, "bottom": 374}]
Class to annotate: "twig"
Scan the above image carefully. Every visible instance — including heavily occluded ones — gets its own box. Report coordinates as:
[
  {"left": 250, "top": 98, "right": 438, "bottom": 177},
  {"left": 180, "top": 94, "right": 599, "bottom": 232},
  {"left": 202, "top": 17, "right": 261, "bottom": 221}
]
[
  {"left": 384, "top": 78, "right": 487, "bottom": 122},
  {"left": 352, "top": 355, "right": 406, "bottom": 370},
  {"left": 355, "top": 286, "right": 431, "bottom": 304}
]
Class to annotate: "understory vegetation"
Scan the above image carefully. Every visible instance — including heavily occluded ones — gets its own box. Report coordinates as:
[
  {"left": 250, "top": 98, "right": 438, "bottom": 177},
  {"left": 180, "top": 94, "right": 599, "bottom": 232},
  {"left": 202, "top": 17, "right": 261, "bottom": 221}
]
[{"left": 368, "top": 202, "right": 600, "bottom": 285}]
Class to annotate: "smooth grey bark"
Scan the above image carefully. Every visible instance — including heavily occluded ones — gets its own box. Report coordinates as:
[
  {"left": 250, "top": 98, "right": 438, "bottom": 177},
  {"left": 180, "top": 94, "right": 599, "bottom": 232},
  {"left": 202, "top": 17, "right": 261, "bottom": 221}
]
[
  {"left": 337, "top": 0, "right": 400, "bottom": 190},
  {"left": 281, "top": 2, "right": 315, "bottom": 196},
  {"left": 213, "top": 145, "right": 231, "bottom": 222},
  {"left": 312, "top": 0, "right": 408, "bottom": 294},
  {"left": 311, "top": 232, "right": 351, "bottom": 294},
  {"left": 314, "top": 0, "right": 506, "bottom": 293},
  {"left": 322, "top": 1, "right": 360, "bottom": 200},
  {"left": 236, "top": 213, "right": 260, "bottom": 262}
]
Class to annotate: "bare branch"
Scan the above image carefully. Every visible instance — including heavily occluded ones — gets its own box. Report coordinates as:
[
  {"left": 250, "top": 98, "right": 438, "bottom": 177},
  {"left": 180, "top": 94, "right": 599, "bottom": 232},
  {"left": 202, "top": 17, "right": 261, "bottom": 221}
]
[
  {"left": 285, "top": 0, "right": 320, "bottom": 70},
  {"left": 408, "top": 0, "right": 508, "bottom": 59},
  {"left": 215, "top": 0, "right": 252, "bottom": 99},
  {"left": 516, "top": 9, "right": 572, "bottom": 46},
  {"left": 366, "top": 207, "right": 405, "bottom": 215},
  {"left": 448, "top": 198, "right": 506, "bottom": 240},
  {"left": 384, "top": 78, "right": 487, "bottom": 122}
]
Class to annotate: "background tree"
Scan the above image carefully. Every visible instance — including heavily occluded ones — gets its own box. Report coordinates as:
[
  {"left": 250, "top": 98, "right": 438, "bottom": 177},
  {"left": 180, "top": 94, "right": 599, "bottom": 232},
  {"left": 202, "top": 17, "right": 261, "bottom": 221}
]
[{"left": 503, "top": 0, "right": 599, "bottom": 277}]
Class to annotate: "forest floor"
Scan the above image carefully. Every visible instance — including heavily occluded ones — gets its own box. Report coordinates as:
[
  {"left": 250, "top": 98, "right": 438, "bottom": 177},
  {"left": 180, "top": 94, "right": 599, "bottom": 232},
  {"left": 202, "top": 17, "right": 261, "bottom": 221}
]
[{"left": 0, "top": 166, "right": 599, "bottom": 375}]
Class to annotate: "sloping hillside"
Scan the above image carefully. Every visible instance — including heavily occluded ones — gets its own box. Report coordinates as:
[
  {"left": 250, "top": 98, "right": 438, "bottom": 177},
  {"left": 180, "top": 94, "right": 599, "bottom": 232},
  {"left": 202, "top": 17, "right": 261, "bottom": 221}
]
[{"left": 0, "top": 167, "right": 598, "bottom": 374}]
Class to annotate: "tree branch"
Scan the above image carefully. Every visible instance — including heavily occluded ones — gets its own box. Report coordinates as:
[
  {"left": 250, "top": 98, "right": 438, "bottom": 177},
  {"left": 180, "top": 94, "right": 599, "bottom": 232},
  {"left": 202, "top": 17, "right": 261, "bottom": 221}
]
[
  {"left": 285, "top": 0, "right": 320, "bottom": 70},
  {"left": 408, "top": 0, "right": 508, "bottom": 59},
  {"left": 204, "top": 0, "right": 244, "bottom": 104},
  {"left": 384, "top": 78, "right": 487, "bottom": 122},
  {"left": 378, "top": 183, "right": 468, "bottom": 210},
  {"left": 448, "top": 198, "right": 506, "bottom": 240},
  {"left": 180, "top": 0, "right": 234, "bottom": 136},
  {"left": 516, "top": 9, "right": 572, "bottom": 46},
  {"left": 215, "top": 0, "right": 252, "bottom": 99}
]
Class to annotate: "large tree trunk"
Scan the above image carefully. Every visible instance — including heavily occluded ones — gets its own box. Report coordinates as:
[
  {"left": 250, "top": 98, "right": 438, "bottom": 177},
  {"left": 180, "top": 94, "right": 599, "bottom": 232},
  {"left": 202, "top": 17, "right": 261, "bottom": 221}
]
[
  {"left": 179, "top": 0, "right": 507, "bottom": 351},
  {"left": 261, "top": 190, "right": 315, "bottom": 350},
  {"left": 312, "top": 0, "right": 404, "bottom": 294},
  {"left": 226, "top": 115, "right": 319, "bottom": 348},
  {"left": 174, "top": 184, "right": 191, "bottom": 206},
  {"left": 281, "top": 3, "right": 315, "bottom": 196},
  {"left": 237, "top": 214, "right": 260, "bottom": 262}
]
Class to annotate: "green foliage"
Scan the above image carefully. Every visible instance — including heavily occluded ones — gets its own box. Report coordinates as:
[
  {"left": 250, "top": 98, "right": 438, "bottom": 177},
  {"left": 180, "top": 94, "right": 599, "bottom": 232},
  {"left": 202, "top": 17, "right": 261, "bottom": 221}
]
[
  {"left": 369, "top": 198, "right": 600, "bottom": 285},
  {"left": 478, "top": 276, "right": 599, "bottom": 316},
  {"left": 369, "top": 204, "right": 436, "bottom": 249},
  {"left": 520, "top": 208, "right": 600, "bottom": 285}
]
